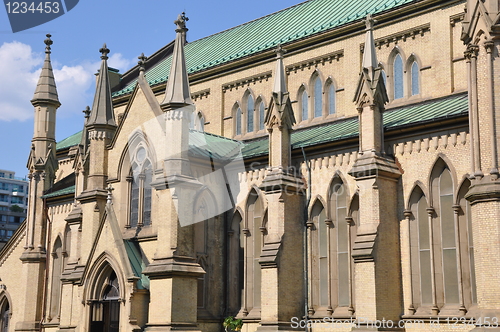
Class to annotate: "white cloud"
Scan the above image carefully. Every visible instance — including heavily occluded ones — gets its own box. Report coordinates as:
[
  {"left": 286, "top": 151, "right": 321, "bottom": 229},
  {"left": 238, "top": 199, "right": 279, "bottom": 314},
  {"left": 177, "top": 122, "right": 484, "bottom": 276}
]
[
  {"left": 0, "top": 41, "right": 41, "bottom": 121},
  {"left": 0, "top": 41, "right": 135, "bottom": 122},
  {"left": 108, "top": 53, "right": 134, "bottom": 72}
]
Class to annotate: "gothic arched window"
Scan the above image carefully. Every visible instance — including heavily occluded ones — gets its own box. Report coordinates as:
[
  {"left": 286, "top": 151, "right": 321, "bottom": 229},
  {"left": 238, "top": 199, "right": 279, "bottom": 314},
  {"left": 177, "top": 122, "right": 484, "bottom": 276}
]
[
  {"left": 228, "top": 211, "right": 244, "bottom": 315},
  {"left": 326, "top": 81, "right": 336, "bottom": 115},
  {"left": 301, "top": 89, "right": 308, "bottom": 121},
  {"left": 247, "top": 95, "right": 254, "bottom": 133},
  {"left": 129, "top": 147, "right": 152, "bottom": 228},
  {"left": 411, "top": 61, "right": 420, "bottom": 96},
  {"left": 258, "top": 100, "right": 265, "bottom": 131},
  {"left": 239, "top": 189, "right": 265, "bottom": 317},
  {"left": 313, "top": 76, "right": 322, "bottom": 118},
  {"left": 235, "top": 107, "right": 242, "bottom": 136},
  {"left": 308, "top": 178, "right": 355, "bottom": 317},
  {"left": 193, "top": 190, "right": 223, "bottom": 319},
  {"left": 408, "top": 161, "right": 476, "bottom": 315},
  {"left": 190, "top": 111, "right": 205, "bottom": 131},
  {"left": 49, "top": 237, "right": 63, "bottom": 321},
  {"left": 393, "top": 54, "right": 404, "bottom": 100}
]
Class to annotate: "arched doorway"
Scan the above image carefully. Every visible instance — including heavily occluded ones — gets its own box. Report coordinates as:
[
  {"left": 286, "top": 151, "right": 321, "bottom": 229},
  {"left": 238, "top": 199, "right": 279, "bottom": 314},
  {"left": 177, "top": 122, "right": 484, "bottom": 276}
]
[{"left": 90, "top": 270, "right": 120, "bottom": 332}]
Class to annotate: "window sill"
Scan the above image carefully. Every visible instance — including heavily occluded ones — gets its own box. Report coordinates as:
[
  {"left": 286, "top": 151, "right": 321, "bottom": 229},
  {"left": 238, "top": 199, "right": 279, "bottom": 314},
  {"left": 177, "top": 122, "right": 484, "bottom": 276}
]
[
  {"left": 122, "top": 225, "right": 157, "bottom": 241},
  {"left": 309, "top": 306, "right": 355, "bottom": 320},
  {"left": 402, "top": 304, "right": 481, "bottom": 320}
]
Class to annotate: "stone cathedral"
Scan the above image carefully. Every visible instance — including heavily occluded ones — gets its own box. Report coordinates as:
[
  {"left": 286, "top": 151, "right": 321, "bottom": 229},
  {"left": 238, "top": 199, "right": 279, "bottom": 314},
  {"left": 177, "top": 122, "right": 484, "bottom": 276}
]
[{"left": 0, "top": 0, "right": 499, "bottom": 331}]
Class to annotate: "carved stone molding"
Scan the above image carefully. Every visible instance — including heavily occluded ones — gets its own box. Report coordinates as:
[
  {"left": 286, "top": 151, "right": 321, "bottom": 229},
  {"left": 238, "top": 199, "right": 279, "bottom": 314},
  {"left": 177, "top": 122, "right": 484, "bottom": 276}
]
[
  {"left": 192, "top": 88, "right": 210, "bottom": 101},
  {"left": 450, "top": 13, "right": 465, "bottom": 27},
  {"left": 222, "top": 71, "right": 272, "bottom": 92},
  {"left": 285, "top": 49, "right": 344, "bottom": 74},
  {"left": 360, "top": 23, "right": 431, "bottom": 52}
]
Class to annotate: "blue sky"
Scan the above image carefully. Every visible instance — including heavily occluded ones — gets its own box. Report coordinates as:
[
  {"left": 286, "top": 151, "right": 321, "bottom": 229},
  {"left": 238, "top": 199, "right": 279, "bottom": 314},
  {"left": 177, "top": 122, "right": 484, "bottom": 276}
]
[{"left": 0, "top": 0, "right": 303, "bottom": 178}]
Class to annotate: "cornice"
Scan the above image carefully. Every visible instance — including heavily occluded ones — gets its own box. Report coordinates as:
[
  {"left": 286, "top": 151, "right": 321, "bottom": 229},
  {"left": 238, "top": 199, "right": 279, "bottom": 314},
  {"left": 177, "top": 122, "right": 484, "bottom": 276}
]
[{"left": 222, "top": 71, "right": 272, "bottom": 92}]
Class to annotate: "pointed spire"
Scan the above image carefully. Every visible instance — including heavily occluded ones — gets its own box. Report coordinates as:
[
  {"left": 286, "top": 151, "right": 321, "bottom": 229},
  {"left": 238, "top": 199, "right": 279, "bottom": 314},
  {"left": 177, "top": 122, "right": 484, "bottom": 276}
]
[
  {"left": 87, "top": 44, "right": 116, "bottom": 127},
  {"left": 353, "top": 14, "right": 388, "bottom": 108},
  {"left": 362, "top": 14, "right": 378, "bottom": 82},
  {"left": 32, "top": 34, "right": 60, "bottom": 106},
  {"left": 273, "top": 44, "right": 287, "bottom": 95},
  {"left": 160, "top": 12, "right": 193, "bottom": 108},
  {"left": 265, "top": 45, "right": 295, "bottom": 132}
]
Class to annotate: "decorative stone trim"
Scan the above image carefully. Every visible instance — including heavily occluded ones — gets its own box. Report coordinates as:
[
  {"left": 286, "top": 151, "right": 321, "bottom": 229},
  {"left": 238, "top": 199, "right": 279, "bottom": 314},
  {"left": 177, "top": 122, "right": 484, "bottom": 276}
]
[
  {"left": 390, "top": 131, "right": 468, "bottom": 156},
  {"left": 192, "top": 88, "right": 210, "bottom": 101},
  {"left": 285, "top": 50, "right": 344, "bottom": 74},
  {"left": 222, "top": 71, "right": 272, "bottom": 92},
  {"left": 449, "top": 12, "right": 465, "bottom": 27},
  {"left": 360, "top": 23, "right": 431, "bottom": 52},
  {"left": 88, "top": 130, "right": 113, "bottom": 140}
]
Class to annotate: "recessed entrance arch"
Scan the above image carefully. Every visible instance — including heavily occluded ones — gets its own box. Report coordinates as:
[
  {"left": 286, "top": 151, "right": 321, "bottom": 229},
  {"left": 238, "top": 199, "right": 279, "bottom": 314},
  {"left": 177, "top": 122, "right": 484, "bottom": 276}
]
[{"left": 89, "top": 266, "right": 121, "bottom": 332}]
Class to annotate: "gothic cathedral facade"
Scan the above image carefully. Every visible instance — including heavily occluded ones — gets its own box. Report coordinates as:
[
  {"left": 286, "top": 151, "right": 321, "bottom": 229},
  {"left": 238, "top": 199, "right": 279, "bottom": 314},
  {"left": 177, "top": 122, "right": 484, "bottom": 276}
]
[{"left": 0, "top": 0, "right": 499, "bottom": 331}]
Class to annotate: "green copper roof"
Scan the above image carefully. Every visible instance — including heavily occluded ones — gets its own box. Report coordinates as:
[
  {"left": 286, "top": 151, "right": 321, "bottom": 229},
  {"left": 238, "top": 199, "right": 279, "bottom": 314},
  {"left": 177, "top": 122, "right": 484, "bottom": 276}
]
[
  {"left": 113, "top": 0, "right": 417, "bottom": 97},
  {"left": 189, "top": 130, "right": 243, "bottom": 161},
  {"left": 124, "top": 240, "right": 150, "bottom": 289},
  {"left": 41, "top": 185, "right": 75, "bottom": 199},
  {"left": 242, "top": 93, "right": 469, "bottom": 158},
  {"left": 56, "top": 130, "right": 82, "bottom": 151},
  {"left": 56, "top": 93, "right": 468, "bottom": 162}
]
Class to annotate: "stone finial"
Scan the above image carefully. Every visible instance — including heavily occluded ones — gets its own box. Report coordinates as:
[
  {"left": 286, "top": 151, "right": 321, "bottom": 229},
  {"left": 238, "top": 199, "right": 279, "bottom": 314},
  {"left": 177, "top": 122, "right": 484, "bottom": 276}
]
[
  {"left": 174, "top": 12, "right": 188, "bottom": 31},
  {"left": 138, "top": 53, "right": 147, "bottom": 72},
  {"left": 364, "top": 13, "right": 376, "bottom": 31},
  {"left": 83, "top": 106, "right": 91, "bottom": 119},
  {"left": 44, "top": 34, "right": 53, "bottom": 53},
  {"left": 99, "top": 43, "right": 110, "bottom": 60},
  {"left": 275, "top": 44, "right": 287, "bottom": 59}
]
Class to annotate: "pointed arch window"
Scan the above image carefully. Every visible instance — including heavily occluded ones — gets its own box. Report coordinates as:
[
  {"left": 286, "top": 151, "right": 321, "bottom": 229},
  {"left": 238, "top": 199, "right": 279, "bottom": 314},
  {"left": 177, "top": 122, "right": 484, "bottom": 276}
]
[
  {"left": 301, "top": 90, "right": 308, "bottom": 121},
  {"left": 193, "top": 190, "right": 223, "bottom": 318},
  {"left": 411, "top": 61, "right": 420, "bottom": 96},
  {"left": 330, "top": 180, "right": 351, "bottom": 308},
  {"left": 381, "top": 68, "right": 387, "bottom": 87},
  {"left": 191, "top": 111, "right": 205, "bottom": 131},
  {"left": 393, "top": 54, "right": 404, "bottom": 100},
  {"left": 239, "top": 190, "right": 265, "bottom": 317},
  {"left": 49, "top": 237, "right": 63, "bottom": 321},
  {"left": 326, "top": 80, "right": 336, "bottom": 115},
  {"left": 409, "top": 188, "right": 433, "bottom": 306},
  {"left": 247, "top": 95, "right": 254, "bottom": 133},
  {"left": 308, "top": 178, "right": 355, "bottom": 317},
  {"left": 458, "top": 179, "right": 476, "bottom": 305},
  {"left": 129, "top": 147, "right": 152, "bottom": 228},
  {"left": 258, "top": 101, "right": 265, "bottom": 131},
  {"left": 235, "top": 107, "right": 242, "bottom": 136},
  {"left": 314, "top": 76, "right": 323, "bottom": 118},
  {"left": 408, "top": 164, "right": 477, "bottom": 315},
  {"left": 228, "top": 211, "right": 244, "bottom": 315}
]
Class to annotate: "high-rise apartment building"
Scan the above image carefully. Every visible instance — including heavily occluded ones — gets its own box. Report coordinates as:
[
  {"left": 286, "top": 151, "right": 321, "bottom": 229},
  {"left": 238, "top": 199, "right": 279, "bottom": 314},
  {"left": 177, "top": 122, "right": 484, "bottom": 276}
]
[{"left": 0, "top": 170, "right": 27, "bottom": 248}]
